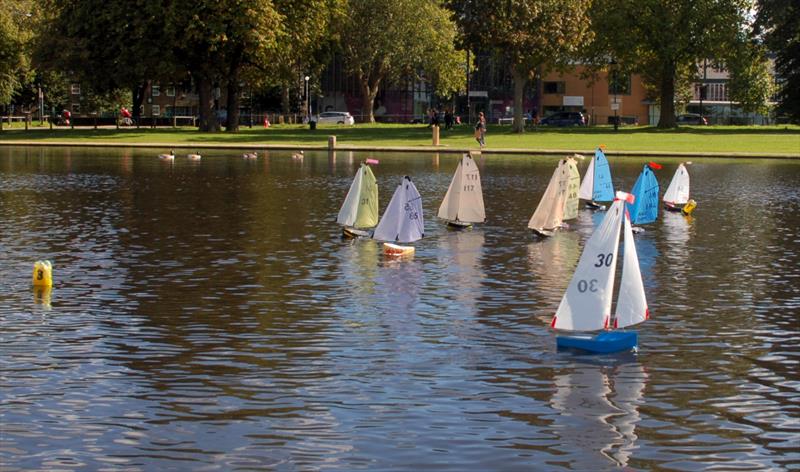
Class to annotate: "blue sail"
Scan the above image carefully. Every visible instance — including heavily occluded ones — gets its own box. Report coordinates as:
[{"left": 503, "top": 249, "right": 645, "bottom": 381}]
[
  {"left": 627, "top": 164, "right": 660, "bottom": 225},
  {"left": 592, "top": 148, "right": 615, "bottom": 202}
]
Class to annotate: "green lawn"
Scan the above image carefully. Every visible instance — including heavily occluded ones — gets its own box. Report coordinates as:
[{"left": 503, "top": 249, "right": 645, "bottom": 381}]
[{"left": 1, "top": 122, "right": 798, "bottom": 155}]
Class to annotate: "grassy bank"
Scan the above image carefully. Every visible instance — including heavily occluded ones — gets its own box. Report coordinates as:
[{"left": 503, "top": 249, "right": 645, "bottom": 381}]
[{"left": 1, "top": 122, "right": 798, "bottom": 155}]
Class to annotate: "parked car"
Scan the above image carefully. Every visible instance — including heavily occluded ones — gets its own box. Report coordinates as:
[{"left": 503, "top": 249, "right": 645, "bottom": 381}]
[
  {"left": 676, "top": 113, "right": 708, "bottom": 125},
  {"left": 316, "top": 111, "right": 355, "bottom": 125},
  {"left": 539, "top": 111, "right": 586, "bottom": 127}
]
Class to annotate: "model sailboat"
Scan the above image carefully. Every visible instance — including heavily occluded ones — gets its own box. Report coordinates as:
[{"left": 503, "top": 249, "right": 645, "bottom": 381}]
[
  {"left": 663, "top": 163, "right": 697, "bottom": 215},
  {"left": 627, "top": 162, "right": 661, "bottom": 231},
  {"left": 438, "top": 153, "right": 486, "bottom": 229},
  {"left": 528, "top": 155, "right": 581, "bottom": 237},
  {"left": 373, "top": 176, "right": 424, "bottom": 256},
  {"left": 578, "top": 147, "right": 615, "bottom": 209},
  {"left": 551, "top": 191, "right": 649, "bottom": 354},
  {"left": 337, "top": 162, "right": 379, "bottom": 238}
]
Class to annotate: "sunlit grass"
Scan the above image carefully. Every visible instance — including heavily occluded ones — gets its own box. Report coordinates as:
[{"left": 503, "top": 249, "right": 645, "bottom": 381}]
[{"left": 1, "top": 122, "right": 798, "bottom": 155}]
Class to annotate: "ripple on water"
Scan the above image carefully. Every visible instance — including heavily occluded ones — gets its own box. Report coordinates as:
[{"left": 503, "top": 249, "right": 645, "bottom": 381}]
[{"left": 1, "top": 150, "right": 799, "bottom": 470}]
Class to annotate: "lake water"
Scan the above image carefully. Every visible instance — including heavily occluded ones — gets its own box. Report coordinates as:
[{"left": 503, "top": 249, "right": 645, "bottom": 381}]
[{"left": 1, "top": 146, "right": 799, "bottom": 471}]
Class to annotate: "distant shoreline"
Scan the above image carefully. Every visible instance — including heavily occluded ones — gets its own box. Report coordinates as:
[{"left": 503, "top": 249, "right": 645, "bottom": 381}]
[{"left": 1, "top": 140, "right": 797, "bottom": 159}]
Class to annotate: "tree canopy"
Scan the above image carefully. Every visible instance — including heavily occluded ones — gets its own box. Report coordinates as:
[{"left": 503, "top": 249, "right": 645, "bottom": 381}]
[
  {"left": 586, "top": 0, "right": 753, "bottom": 128},
  {"left": 7, "top": 0, "right": 788, "bottom": 129},
  {"left": 339, "top": 0, "right": 466, "bottom": 123},
  {"left": 0, "top": 0, "right": 36, "bottom": 106},
  {"left": 756, "top": 0, "right": 799, "bottom": 122},
  {"left": 449, "top": 0, "right": 593, "bottom": 132}
]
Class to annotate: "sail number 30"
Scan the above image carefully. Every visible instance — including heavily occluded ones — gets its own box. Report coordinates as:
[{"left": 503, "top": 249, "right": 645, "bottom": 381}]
[
  {"left": 577, "top": 279, "right": 598, "bottom": 293},
  {"left": 594, "top": 253, "right": 613, "bottom": 267}
]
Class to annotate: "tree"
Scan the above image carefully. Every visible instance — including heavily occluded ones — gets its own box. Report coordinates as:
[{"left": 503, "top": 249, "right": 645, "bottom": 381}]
[
  {"left": 0, "top": 0, "right": 34, "bottom": 107},
  {"left": 340, "top": 0, "right": 466, "bottom": 123},
  {"left": 271, "top": 0, "right": 344, "bottom": 116},
  {"left": 448, "top": 0, "right": 592, "bottom": 133},
  {"left": 726, "top": 41, "right": 776, "bottom": 116},
  {"left": 35, "top": 0, "right": 177, "bottom": 124},
  {"left": 587, "top": 0, "right": 751, "bottom": 128},
  {"left": 167, "top": 0, "right": 282, "bottom": 132},
  {"left": 756, "top": 0, "right": 800, "bottom": 122}
]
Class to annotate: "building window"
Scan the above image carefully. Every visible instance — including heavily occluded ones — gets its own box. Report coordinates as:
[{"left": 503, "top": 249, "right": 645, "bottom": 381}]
[
  {"left": 166, "top": 86, "right": 175, "bottom": 97},
  {"left": 152, "top": 85, "right": 160, "bottom": 97},
  {"left": 608, "top": 74, "right": 631, "bottom": 95},
  {"left": 543, "top": 81, "right": 565, "bottom": 94},
  {"left": 151, "top": 105, "right": 160, "bottom": 116},
  {"left": 71, "top": 84, "right": 81, "bottom": 95}
]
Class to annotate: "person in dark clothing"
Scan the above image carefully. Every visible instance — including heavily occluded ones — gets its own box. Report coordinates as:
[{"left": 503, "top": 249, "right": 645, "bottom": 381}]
[{"left": 475, "top": 111, "right": 486, "bottom": 148}]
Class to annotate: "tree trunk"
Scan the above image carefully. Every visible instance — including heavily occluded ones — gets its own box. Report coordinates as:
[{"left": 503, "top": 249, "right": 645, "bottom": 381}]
[
  {"left": 657, "top": 61, "right": 677, "bottom": 128},
  {"left": 361, "top": 80, "right": 379, "bottom": 123},
  {"left": 281, "top": 84, "right": 291, "bottom": 116},
  {"left": 197, "top": 75, "right": 219, "bottom": 132},
  {"left": 512, "top": 67, "right": 527, "bottom": 133},
  {"left": 226, "top": 70, "right": 241, "bottom": 133}
]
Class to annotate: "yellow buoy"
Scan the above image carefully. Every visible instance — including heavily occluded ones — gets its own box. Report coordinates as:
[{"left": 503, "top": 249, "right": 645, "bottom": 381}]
[
  {"left": 32, "top": 260, "right": 53, "bottom": 287},
  {"left": 682, "top": 199, "right": 697, "bottom": 216}
]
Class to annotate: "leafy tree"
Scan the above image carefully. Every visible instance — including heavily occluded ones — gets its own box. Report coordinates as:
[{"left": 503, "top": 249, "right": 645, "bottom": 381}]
[
  {"left": 167, "top": 0, "right": 282, "bottom": 132},
  {"left": 756, "top": 0, "right": 799, "bottom": 122},
  {"left": 448, "top": 0, "right": 593, "bottom": 132},
  {"left": 35, "top": 0, "right": 177, "bottom": 123},
  {"left": 340, "top": 0, "right": 466, "bottom": 123},
  {"left": 587, "top": 0, "right": 751, "bottom": 128},
  {"left": 725, "top": 41, "right": 775, "bottom": 116},
  {"left": 0, "top": 0, "right": 35, "bottom": 107},
  {"left": 271, "top": 0, "right": 344, "bottom": 116}
]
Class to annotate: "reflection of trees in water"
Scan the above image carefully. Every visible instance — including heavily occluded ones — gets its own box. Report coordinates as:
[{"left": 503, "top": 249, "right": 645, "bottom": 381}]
[{"left": 549, "top": 360, "right": 647, "bottom": 469}]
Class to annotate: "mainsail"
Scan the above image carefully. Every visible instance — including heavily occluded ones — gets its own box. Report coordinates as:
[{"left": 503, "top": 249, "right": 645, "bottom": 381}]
[
  {"left": 551, "top": 195, "right": 625, "bottom": 331},
  {"left": 438, "top": 154, "right": 485, "bottom": 224},
  {"left": 529, "top": 158, "right": 570, "bottom": 232},
  {"left": 373, "top": 176, "right": 424, "bottom": 243},
  {"left": 663, "top": 163, "right": 690, "bottom": 205},
  {"left": 628, "top": 163, "right": 660, "bottom": 225},
  {"left": 563, "top": 157, "right": 581, "bottom": 220},
  {"left": 579, "top": 148, "right": 614, "bottom": 203},
  {"left": 614, "top": 212, "right": 649, "bottom": 328},
  {"left": 337, "top": 163, "right": 378, "bottom": 229}
]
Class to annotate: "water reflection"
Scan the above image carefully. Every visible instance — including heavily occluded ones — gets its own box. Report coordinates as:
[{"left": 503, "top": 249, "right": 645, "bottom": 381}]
[
  {"left": 550, "top": 358, "right": 647, "bottom": 469},
  {"left": 32, "top": 285, "right": 52, "bottom": 310},
  {"left": 1, "top": 148, "right": 799, "bottom": 470},
  {"left": 527, "top": 231, "right": 581, "bottom": 314}
]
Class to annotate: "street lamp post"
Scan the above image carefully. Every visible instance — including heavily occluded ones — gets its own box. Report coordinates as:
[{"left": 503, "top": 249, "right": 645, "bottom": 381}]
[
  {"left": 610, "top": 59, "right": 618, "bottom": 132},
  {"left": 699, "top": 58, "right": 707, "bottom": 121},
  {"left": 304, "top": 76, "right": 310, "bottom": 121}
]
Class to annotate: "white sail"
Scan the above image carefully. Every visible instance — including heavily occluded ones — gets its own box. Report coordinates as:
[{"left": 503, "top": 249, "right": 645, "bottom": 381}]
[
  {"left": 614, "top": 212, "right": 648, "bottom": 328},
  {"left": 563, "top": 157, "right": 581, "bottom": 220},
  {"left": 337, "top": 165, "right": 365, "bottom": 226},
  {"left": 373, "top": 177, "right": 424, "bottom": 243},
  {"left": 579, "top": 155, "right": 595, "bottom": 201},
  {"left": 551, "top": 195, "right": 625, "bottom": 331},
  {"left": 438, "top": 159, "right": 463, "bottom": 221},
  {"left": 528, "top": 160, "right": 567, "bottom": 231},
  {"left": 438, "top": 154, "right": 485, "bottom": 223},
  {"left": 662, "top": 163, "right": 690, "bottom": 205}
]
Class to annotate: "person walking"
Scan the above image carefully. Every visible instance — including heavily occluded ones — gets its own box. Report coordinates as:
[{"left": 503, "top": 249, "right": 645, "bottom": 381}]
[{"left": 474, "top": 111, "right": 486, "bottom": 148}]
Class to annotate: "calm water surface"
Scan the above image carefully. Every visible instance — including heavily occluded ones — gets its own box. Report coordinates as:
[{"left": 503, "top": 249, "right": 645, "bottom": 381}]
[{"left": 1, "top": 146, "right": 799, "bottom": 471}]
